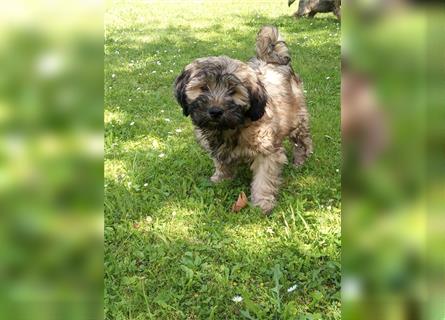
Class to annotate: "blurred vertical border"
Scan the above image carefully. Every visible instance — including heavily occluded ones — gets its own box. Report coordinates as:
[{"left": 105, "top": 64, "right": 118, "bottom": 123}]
[
  {"left": 342, "top": 0, "right": 445, "bottom": 319},
  {"left": 0, "top": 1, "right": 103, "bottom": 319}
]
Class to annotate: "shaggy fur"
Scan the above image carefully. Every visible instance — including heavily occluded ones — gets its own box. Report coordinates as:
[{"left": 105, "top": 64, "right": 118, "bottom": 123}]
[{"left": 173, "top": 25, "right": 312, "bottom": 213}]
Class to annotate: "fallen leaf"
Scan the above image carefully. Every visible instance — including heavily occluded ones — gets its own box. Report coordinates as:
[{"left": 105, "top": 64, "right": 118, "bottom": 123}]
[{"left": 231, "top": 191, "right": 248, "bottom": 212}]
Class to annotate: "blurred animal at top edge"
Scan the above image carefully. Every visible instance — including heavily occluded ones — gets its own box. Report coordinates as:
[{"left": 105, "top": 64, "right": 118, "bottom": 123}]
[{"left": 289, "top": 0, "right": 341, "bottom": 20}]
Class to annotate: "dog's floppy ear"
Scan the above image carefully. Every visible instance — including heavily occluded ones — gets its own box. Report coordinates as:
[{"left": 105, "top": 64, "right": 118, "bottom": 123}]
[
  {"left": 173, "top": 68, "right": 192, "bottom": 116},
  {"left": 246, "top": 79, "right": 268, "bottom": 121}
]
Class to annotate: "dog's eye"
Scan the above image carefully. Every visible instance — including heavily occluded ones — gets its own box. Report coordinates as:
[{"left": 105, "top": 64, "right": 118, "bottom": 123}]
[
  {"left": 201, "top": 85, "right": 209, "bottom": 92},
  {"left": 194, "top": 97, "right": 208, "bottom": 108}
]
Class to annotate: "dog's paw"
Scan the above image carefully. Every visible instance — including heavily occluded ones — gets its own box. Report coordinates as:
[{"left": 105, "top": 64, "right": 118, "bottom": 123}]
[
  {"left": 210, "top": 172, "right": 233, "bottom": 183},
  {"left": 252, "top": 198, "right": 276, "bottom": 214},
  {"left": 293, "top": 144, "right": 313, "bottom": 167}
]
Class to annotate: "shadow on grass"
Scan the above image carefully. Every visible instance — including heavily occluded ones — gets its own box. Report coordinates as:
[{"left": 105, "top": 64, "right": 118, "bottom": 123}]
[
  {"left": 105, "top": 160, "right": 340, "bottom": 317},
  {"left": 104, "top": 13, "right": 340, "bottom": 166},
  {"left": 105, "top": 13, "right": 339, "bottom": 73},
  {"left": 105, "top": 11, "right": 340, "bottom": 318},
  {"left": 105, "top": 227, "right": 339, "bottom": 318}
]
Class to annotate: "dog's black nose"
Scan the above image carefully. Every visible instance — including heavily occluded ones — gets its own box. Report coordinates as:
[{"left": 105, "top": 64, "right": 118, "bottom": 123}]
[{"left": 208, "top": 107, "right": 224, "bottom": 118}]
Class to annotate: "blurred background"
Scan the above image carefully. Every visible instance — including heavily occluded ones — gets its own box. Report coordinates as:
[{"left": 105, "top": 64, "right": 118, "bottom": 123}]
[
  {"left": 0, "top": 1, "right": 103, "bottom": 319},
  {"left": 0, "top": 0, "right": 444, "bottom": 319},
  {"left": 342, "top": 0, "right": 445, "bottom": 319}
]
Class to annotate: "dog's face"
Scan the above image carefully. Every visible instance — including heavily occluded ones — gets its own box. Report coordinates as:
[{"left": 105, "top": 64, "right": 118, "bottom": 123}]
[{"left": 174, "top": 57, "right": 267, "bottom": 130}]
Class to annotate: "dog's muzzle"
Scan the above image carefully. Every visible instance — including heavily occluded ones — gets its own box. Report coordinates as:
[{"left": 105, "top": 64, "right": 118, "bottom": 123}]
[{"left": 208, "top": 107, "right": 224, "bottom": 119}]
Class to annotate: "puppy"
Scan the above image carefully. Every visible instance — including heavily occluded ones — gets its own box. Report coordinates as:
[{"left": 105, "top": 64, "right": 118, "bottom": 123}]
[{"left": 173, "top": 26, "right": 312, "bottom": 213}]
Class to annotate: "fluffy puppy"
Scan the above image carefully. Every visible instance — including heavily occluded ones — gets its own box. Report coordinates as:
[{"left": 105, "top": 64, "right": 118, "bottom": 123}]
[{"left": 173, "top": 25, "right": 312, "bottom": 213}]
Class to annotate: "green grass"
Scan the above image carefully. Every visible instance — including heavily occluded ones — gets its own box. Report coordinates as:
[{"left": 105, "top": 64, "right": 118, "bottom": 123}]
[{"left": 104, "top": 1, "right": 340, "bottom": 319}]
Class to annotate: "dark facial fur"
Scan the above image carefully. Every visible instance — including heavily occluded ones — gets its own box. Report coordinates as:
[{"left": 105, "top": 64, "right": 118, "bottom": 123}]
[
  {"left": 187, "top": 71, "right": 248, "bottom": 130},
  {"left": 188, "top": 94, "right": 246, "bottom": 130},
  {"left": 174, "top": 56, "right": 267, "bottom": 130}
]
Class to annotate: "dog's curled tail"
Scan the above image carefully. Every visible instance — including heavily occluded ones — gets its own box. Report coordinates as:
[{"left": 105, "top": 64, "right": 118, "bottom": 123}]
[{"left": 255, "top": 25, "right": 291, "bottom": 65}]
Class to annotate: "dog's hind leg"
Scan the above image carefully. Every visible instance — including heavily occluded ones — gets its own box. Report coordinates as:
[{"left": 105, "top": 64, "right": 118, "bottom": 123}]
[{"left": 289, "top": 112, "right": 313, "bottom": 167}]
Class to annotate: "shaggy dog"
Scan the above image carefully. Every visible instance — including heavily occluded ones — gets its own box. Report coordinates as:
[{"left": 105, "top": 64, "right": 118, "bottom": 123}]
[{"left": 173, "top": 26, "right": 312, "bottom": 213}]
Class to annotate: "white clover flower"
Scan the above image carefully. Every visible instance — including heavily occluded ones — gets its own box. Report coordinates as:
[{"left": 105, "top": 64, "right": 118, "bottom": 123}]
[
  {"left": 143, "top": 183, "right": 148, "bottom": 187},
  {"left": 287, "top": 284, "right": 298, "bottom": 293},
  {"left": 137, "top": 87, "right": 141, "bottom": 90},
  {"left": 112, "top": 73, "right": 116, "bottom": 78},
  {"left": 156, "top": 61, "right": 161, "bottom": 65},
  {"left": 151, "top": 70, "right": 156, "bottom": 74},
  {"left": 129, "top": 98, "right": 132, "bottom": 101},
  {"left": 169, "top": 69, "right": 173, "bottom": 73},
  {"left": 175, "top": 129, "right": 182, "bottom": 133},
  {"left": 326, "top": 76, "right": 331, "bottom": 80},
  {"left": 130, "top": 121, "right": 135, "bottom": 126},
  {"left": 164, "top": 118, "right": 171, "bottom": 122},
  {"left": 336, "top": 169, "right": 339, "bottom": 173},
  {"left": 232, "top": 295, "right": 243, "bottom": 303},
  {"left": 158, "top": 153, "right": 165, "bottom": 158}
]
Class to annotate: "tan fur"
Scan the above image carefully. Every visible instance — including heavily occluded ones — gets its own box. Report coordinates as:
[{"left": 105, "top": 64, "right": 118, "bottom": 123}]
[
  {"left": 174, "top": 26, "right": 312, "bottom": 213},
  {"left": 202, "top": 61, "right": 311, "bottom": 212},
  {"left": 255, "top": 25, "right": 291, "bottom": 65}
]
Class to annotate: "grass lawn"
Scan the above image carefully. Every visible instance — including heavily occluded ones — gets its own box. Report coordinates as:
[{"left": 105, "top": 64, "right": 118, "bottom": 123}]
[{"left": 104, "top": 0, "right": 341, "bottom": 319}]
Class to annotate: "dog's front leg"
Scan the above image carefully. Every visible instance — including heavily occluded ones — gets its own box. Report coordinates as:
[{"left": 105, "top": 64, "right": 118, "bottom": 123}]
[
  {"left": 210, "top": 159, "right": 234, "bottom": 183},
  {"left": 250, "top": 150, "right": 287, "bottom": 213}
]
